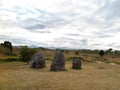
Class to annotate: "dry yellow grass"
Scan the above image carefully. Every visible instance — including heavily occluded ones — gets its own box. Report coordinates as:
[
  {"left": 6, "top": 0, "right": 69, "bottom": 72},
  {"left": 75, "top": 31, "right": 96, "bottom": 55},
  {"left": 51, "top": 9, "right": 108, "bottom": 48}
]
[{"left": 0, "top": 61, "right": 120, "bottom": 90}]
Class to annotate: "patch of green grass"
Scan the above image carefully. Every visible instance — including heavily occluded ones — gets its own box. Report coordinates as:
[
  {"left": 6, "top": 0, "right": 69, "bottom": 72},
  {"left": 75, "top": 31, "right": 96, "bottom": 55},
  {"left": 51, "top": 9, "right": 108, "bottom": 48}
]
[
  {"left": 46, "top": 56, "right": 53, "bottom": 61},
  {"left": 0, "top": 56, "right": 19, "bottom": 63},
  {"left": 113, "top": 61, "right": 120, "bottom": 65}
]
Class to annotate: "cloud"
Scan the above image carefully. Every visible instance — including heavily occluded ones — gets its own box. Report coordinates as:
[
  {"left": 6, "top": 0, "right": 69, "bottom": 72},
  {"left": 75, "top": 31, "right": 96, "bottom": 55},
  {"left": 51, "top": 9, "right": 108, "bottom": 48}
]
[
  {"left": 85, "top": 0, "right": 120, "bottom": 28},
  {"left": 0, "top": 0, "right": 120, "bottom": 50},
  {"left": 0, "top": 6, "right": 68, "bottom": 32},
  {"left": 65, "top": 33, "right": 80, "bottom": 37},
  {"left": 49, "top": 37, "right": 89, "bottom": 49},
  {"left": 0, "top": 1, "right": 2, "bottom": 7},
  {"left": 0, "top": 35, "right": 48, "bottom": 47},
  {"left": 101, "top": 0, "right": 120, "bottom": 20}
]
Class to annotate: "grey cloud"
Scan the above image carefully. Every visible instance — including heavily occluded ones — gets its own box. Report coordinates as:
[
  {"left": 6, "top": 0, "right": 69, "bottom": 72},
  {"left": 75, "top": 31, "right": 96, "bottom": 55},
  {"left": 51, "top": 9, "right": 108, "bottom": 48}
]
[
  {"left": 93, "top": 31, "right": 113, "bottom": 38},
  {"left": 0, "top": 35, "right": 47, "bottom": 47},
  {"left": 88, "top": 0, "right": 120, "bottom": 27},
  {"left": 0, "top": 7, "right": 65, "bottom": 31},
  {"left": 1, "top": 0, "right": 120, "bottom": 30},
  {"left": 1, "top": 0, "right": 120, "bottom": 50},
  {"left": 0, "top": 0, "right": 1, "bottom": 6},
  {"left": 68, "top": 0, "right": 120, "bottom": 32},
  {"left": 21, "top": 15, "right": 67, "bottom": 31},
  {"left": 51, "top": 36, "right": 118, "bottom": 50},
  {"left": 26, "top": 29, "right": 51, "bottom": 33},
  {"left": 102, "top": 0, "right": 120, "bottom": 20},
  {"left": 34, "top": 30, "right": 51, "bottom": 33},
  {"left": 14, "top": 7, "right": 69, "bottom": 30},
  {"left": 65, "top": 33, "right": 80, "bottom": 37},
  {"left": 95, "top": 33, "right": 112, "bottom": 38},
  {"left": 106, "top": 43, "right": 120, "bottom": 49},
  {"left": 14, "top": 7, "right": 68, "bottom": 31},
  {"left": 51, "top": 37, "right": 89, "bottom": 49},
  {"left": 24, "top": 23, "right": 46, "bottom": 30},
  {"left": 81, "top": 39, "right": 88, "bottom": 46},
  {"left": 98, "top": 43, "right": 120, "bottom": 50},
  {"left": 90, "top": 42, "right": 120, "bottom": 50},
  {"left": 93, "top": 26, "right": 120, "bottom": 39}
]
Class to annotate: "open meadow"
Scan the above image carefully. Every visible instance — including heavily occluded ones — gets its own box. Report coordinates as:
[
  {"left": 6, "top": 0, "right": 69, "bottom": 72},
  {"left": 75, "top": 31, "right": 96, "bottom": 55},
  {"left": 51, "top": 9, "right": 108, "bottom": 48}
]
[
  {"left": 0, "top": 51, "right": 120, "bottom": 90},
  {"left": 1, "top": 0, "right": 120, "bottom": 89}
]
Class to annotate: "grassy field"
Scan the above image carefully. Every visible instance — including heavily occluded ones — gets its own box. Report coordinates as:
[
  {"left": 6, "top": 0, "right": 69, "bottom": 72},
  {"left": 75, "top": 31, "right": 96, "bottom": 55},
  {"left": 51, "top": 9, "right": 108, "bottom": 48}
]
[{"left": 0, "top": 59, "right": 120, "bottom": 90}]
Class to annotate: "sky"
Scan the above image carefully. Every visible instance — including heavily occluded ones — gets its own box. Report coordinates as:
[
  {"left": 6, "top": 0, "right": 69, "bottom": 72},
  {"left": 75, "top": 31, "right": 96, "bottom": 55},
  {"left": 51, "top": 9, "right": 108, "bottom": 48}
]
[{"left": 0, "top": 0, "right": 120, "bottom": 50}]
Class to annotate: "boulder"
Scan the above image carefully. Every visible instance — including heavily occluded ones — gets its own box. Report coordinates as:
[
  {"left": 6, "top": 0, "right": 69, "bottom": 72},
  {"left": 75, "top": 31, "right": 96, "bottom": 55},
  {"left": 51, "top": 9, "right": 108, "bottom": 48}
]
[
  {"left": 50, "top": 51, "right": 66, "bottom": 71},
  {"left": 29, "top": 53, "right": 45, "bottom": 68},
  {"left": 72, "top": 58, "right": 82, "bottom": 69}
]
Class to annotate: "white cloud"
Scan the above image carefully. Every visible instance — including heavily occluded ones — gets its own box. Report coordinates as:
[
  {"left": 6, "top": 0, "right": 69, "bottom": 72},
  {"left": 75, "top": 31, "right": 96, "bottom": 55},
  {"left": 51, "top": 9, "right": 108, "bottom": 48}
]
[{"left": 0, "top": 0, "right": 120, "bottom": 50}]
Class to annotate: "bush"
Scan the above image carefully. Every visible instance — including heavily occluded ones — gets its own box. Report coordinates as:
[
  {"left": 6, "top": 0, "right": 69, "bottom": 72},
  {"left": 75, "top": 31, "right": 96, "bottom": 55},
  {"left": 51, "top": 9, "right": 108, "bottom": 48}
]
[
  {"left": 65, "top": 50, "right": 69, "bottom": 54},
  {"left": 0, "top": 45, "right": 11, "bottom": 55},
  {"left": 99, "top": 50, "right": 104, "bottom": 57},
  {"left": 75, "top": 51, "right": 79, "bottom": 55},
  {"left": 19, "top": 46, "right": 37, "bottom": 63}
]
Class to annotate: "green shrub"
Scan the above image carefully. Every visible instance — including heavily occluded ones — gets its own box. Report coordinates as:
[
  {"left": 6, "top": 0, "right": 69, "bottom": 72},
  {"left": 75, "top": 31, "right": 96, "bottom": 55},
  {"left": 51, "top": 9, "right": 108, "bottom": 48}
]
[
  {"left": 0, "top": 45, "right": 11, "bottom": 55},
  {"left": 75, "top": 51, "right": 79, "bottom": 55},
  {"left": 65, "top": 50, "right": 69, "bottom": 54},
  {"left": 19, "top": 46, "right": 37, "bottom": 62}
]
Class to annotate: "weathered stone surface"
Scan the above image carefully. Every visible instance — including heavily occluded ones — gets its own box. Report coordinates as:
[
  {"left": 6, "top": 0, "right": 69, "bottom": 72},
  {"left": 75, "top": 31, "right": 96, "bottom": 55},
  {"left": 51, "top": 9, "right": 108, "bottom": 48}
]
[
  {"left": 50, "top": 51, "right": 66, "bottom": 71},
  {"left": 72, "top": 58, "right": 82, "bottom": 69},
  {"left": 29, "top": 53, "right": 45, "bottom": 68}
]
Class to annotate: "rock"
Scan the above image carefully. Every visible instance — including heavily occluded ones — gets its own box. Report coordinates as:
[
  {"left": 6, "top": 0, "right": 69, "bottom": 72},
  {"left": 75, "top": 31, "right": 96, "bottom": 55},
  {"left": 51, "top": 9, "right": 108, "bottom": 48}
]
[
  {"left": 72, "top": 58, "right": 82, "bottom": 69},
  {"left": 50, "top": 51, "right": 66, "bottom": 71},
  {"left": 29, "top": 53, "right": 46, "bottom": 68},
  {"left": 96, "top": 61, "right": 103, "bottom": 64},
  {"left": 109, "top": 63, "right": 116, "bottom": 66}
]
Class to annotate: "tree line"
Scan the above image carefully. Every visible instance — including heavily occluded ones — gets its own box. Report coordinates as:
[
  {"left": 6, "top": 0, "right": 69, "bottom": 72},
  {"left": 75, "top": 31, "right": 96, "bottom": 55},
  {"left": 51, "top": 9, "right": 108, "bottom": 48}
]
[
  {"left": 0, "top": 41, "right": 120, "bottom": 62},
  {"left": 0, "top": 41, "right": 12, "bottom": 55}
]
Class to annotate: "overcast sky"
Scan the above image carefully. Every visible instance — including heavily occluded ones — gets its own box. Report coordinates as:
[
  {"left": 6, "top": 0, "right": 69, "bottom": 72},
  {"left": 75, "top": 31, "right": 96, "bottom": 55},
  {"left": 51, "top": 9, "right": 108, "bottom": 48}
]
[{"left": 0, "top": 0, "right": 120, "bottom": 50}]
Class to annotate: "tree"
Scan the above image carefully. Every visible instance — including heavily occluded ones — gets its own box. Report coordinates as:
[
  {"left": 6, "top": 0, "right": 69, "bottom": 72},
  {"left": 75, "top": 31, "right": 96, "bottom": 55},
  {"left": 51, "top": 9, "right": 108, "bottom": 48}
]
[
  {"left": 3, "top": 41, "right": 12, "bottom": 54},
  {"left": 99, "top": 50, "right": 104, "bottom": 57},
  {"left": 107, "top": 48, "right": 113, "bottom": 54},
  {"left": 19, "top": 46, "right": 37, "bottom": 63},
  {"left": 113, "top": 50, "right": 120, "bottom": 55},
  {"left": 0, "top": 45, "right": 10, "bottom": 55},
  {"left": 0, "top": 41, "right": 12, "bottom": 55}
]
